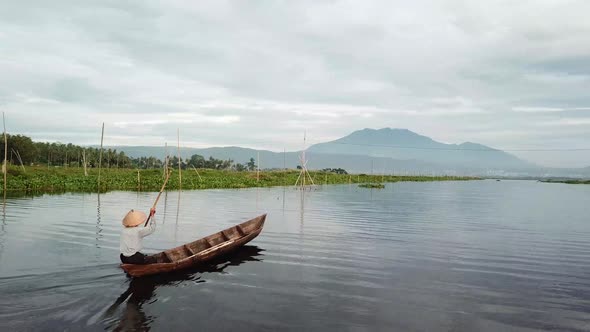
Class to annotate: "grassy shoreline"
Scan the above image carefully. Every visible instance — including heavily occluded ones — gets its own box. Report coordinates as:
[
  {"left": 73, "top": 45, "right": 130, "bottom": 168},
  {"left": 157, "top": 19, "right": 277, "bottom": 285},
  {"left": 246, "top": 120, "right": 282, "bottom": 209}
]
[
  {"left": 0, "top": 166, "right": 477, "bottom": 194},
  {"left": 540, "top": 179, "right": 590, "bottom": 185}
]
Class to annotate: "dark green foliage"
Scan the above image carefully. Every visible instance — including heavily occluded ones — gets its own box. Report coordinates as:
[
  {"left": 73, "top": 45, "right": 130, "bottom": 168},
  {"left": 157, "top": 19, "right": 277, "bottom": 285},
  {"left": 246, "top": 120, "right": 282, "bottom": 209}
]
[
  {"left": 542, "top": 179, "right": 590, "bottom": 185},
  {"left": 0, "top": 165, "right": 477, "bottom": 194},
  {"left": 359, "top": 183, "right": 385, "bottom": 189},
  {"left": 321, "top": 168, "right": 348, "bottom": 174},
  {"left": 247, "top": 158, "right": 256, "bottom": 171}
]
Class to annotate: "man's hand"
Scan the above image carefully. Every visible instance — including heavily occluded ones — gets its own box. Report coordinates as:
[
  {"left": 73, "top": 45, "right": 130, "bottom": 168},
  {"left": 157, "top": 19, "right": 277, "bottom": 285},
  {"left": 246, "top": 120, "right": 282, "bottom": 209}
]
[{"left": 150, "top": 208, "right": 156, "bottom": 217}]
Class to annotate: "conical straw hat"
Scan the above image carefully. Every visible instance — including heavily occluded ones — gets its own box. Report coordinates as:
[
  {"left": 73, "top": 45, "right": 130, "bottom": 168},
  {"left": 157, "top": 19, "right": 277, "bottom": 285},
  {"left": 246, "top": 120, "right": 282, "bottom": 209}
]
[{"left": 122, "top": 209, "right": 147, "bottom": 227}]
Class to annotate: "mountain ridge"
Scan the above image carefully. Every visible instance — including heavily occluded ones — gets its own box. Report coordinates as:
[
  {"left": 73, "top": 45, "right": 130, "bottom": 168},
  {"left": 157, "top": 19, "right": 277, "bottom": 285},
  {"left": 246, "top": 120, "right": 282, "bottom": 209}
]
[
  {"left": 307, "top": 128, "right": 531, "bottom": 169},
  {"left": 105, "top": 128, "right": 589, "bottom": 177}
]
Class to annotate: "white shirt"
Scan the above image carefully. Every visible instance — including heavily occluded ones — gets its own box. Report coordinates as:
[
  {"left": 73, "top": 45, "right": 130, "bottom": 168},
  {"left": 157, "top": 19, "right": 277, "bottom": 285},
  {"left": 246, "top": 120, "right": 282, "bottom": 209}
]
[{"left": 120, "top": 217, "right": 156, "bottom": 257}]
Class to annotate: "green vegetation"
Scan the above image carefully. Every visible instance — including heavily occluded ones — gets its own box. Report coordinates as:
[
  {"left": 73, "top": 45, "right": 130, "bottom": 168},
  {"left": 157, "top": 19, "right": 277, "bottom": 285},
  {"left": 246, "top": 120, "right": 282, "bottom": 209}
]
[
  {"left": 0, "top": 133, "right": 477, "bottom": 195},
  {"left": 0, "top": 165, "right": 476, "bottom": 194},
  {"left": 541, "top": 179, "right": 590, "bottom": 185},
  {"left": 1, "top": 133, "right": 243, "bottom": 170},
  {"left": 358, "top": 183, "right": 385, "bottom": 189}
]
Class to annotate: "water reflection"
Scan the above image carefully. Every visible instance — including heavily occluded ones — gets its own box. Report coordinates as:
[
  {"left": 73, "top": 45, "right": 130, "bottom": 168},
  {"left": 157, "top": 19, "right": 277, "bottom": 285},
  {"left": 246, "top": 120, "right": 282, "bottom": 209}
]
[
  {"left": 96, "top": 193, "right": 103, "bottom": 249},
  {"left": 103, "top": 245, "right": 264, "bottom": 331},
  {"left": 0, "top": 195, "right": 5, "bottom": 264},
  {"left": 174, "top": 190, "right": 181, "bottom": 242},
  {"left": 162, "top": 191, "right": 168, "bottom": 225}
]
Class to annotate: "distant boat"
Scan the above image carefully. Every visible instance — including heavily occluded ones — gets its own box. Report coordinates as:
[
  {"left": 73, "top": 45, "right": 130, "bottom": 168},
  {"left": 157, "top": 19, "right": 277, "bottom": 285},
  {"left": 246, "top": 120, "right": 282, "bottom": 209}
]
[
  {"left": 496, "top": 179, "right": 501, "bottom": 182},
  {"left": 120, "top": 214, "right": 266, "bottom": 277}
]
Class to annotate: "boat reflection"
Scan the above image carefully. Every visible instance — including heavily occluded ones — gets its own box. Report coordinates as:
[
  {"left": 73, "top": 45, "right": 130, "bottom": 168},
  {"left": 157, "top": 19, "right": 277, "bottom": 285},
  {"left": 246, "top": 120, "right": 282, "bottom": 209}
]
[{"left": 103, "top": 245, "right": 264, "bottom": 331}]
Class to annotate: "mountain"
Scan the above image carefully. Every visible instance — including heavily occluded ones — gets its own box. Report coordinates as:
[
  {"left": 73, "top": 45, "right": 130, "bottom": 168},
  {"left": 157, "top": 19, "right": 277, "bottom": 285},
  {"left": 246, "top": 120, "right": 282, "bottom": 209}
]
[
  {"left": 107, "top": 128, "right": 567, "bottom": 176},
  {"left": 307, "top": 128, "right": 533, "bottom": 169}
]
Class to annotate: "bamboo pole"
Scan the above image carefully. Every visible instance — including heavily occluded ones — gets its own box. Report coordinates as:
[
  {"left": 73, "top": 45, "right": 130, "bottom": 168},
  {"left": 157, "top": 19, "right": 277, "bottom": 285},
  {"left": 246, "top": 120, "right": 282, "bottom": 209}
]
[
  {"left": 164, "top": 142, "right": 168, "bottom": 178},
  {"left": 16, "top": 150, "right": 24, "bottom": 172},
  {"left": 3, "top": 112, "right": 7, "bottom": 194},
  {"left": 98, "top": 123, "right": 104, "bottom": 189},
  {"left": 137, "top": 169, "right": 140, "bottom": 191},
  {"left": 82, "top": 149, "right": 88, "bottom": 176},
  {"left": 11, "top": 149, "right": 25, "bottom": 172},
  {"left": 177, "top": 128, "right": 181, "bottom": 190},
  {"left": 191, "top": 166, "right": 202, "bottom": 181},
  {"left": 144, "top": 169, "right": 171, "bottom": 227},
  {"left": 257, "top": 151, "right": 260, "bottom": 182}
]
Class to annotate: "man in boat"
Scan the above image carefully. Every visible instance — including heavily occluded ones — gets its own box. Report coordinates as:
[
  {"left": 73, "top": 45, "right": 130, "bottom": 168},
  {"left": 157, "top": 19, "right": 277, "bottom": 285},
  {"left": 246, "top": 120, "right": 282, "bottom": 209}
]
[{"left": 120, "top": 208, "right": 157, "bottom": 265}]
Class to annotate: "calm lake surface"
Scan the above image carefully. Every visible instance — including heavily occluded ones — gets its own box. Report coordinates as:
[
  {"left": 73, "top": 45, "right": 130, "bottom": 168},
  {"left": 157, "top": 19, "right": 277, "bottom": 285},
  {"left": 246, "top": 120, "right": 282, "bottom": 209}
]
[{"left": 1, "top": 180, "right": 590, "bottom": 331}]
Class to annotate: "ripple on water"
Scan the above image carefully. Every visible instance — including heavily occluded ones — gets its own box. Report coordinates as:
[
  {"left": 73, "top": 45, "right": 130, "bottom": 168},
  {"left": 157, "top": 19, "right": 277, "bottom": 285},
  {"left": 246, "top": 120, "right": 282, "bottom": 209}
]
[{"left": 0, "top": 182, "right": 590, "bottom": 331}]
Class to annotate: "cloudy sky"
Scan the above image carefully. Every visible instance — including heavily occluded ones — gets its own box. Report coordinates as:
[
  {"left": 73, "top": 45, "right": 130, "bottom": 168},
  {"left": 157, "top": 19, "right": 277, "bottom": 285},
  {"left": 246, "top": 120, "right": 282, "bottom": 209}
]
[{"left": 1, "top": 0, "right": 589, "bottom": 167}]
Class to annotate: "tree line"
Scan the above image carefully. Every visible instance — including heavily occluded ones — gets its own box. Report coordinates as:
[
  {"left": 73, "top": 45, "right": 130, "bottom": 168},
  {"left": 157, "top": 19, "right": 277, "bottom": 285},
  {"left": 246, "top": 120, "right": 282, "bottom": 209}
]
[{"left": 0, "top": 134, "right": 258, "bottom": 171}]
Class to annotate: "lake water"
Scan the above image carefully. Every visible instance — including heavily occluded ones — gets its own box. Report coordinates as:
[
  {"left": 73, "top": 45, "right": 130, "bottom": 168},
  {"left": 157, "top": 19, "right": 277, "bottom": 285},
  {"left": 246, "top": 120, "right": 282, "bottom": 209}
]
[{"left": 1, "top": 180, "right": 590, "bottom": 331}]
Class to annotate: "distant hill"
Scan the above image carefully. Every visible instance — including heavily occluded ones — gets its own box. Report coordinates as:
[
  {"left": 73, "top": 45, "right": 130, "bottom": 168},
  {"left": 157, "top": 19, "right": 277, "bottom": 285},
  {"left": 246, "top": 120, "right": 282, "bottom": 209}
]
[
  {"left": 107, "top": 128, "right": 590, "bottom": 176},
  {"left": 307, "top": 128, "right": 533, "bottom": 169}
]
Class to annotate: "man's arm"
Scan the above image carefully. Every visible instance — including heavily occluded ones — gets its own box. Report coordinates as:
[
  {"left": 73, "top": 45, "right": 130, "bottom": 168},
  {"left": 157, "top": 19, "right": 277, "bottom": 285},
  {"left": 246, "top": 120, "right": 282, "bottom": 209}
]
[{"left": 139, "top": 208, "right": 156, "bottom": 237}]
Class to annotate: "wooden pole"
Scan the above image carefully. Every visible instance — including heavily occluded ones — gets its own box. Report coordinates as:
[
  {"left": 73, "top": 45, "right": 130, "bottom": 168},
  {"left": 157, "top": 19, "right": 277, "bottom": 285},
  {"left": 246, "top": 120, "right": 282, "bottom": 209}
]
[
  {"left": 191, "top": 166, "right": 202, "bottom": 181},
  {"left": 137, "top": 169, "right": 140, "bottom": 191},
  {"left": 257, "top": 151, "right": 260, "bottom": 182},
  {"left": 144, "top": 170, "right": 171, "bottom": 227},
  {"left": 164, "top": 142, "right": 168, "bottom": 178},
  {"left": 82, "top": 149, "right": 88, "bottom": 176},
  {"left": 12, "top": 149, "right": 25, "bottom": 172},
  {"left": 3, "top": 112, "right": 7, "bottom": 194},
  {"left": 98, "top": 123, "right": 104, "bottom": 189},
  {"left": 16, "top": 150, "right": 24, "bottom": 172},
  {"left": 177, "top": 129, "right": 181, "bottom": 190}
]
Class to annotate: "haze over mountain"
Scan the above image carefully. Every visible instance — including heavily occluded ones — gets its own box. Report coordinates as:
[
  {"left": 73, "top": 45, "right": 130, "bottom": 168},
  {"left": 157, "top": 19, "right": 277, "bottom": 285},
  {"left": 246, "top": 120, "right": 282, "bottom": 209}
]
[
  {"left": 308, "top": 128, "right": 533, "bottom": 169},
  {"left": 106, "top": 128, "right": 588, "bottom": 177}
]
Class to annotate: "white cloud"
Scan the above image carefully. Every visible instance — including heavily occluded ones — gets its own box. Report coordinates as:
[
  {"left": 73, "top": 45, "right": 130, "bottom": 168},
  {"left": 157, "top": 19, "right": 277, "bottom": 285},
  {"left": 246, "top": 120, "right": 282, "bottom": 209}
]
[{"left": 0, "top": 0, "right": 590, "bottom": 167}]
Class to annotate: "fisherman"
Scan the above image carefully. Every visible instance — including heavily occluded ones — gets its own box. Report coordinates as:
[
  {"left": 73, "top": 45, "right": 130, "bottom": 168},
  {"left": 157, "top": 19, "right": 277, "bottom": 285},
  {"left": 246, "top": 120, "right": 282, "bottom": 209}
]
[{"left": 120, "top": 208, "right": 157, "bottom": 265}]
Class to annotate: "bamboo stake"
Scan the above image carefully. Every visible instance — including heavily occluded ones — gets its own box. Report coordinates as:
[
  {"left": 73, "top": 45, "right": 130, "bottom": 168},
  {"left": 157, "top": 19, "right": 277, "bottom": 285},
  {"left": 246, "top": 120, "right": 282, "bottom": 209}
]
[
  {"left": 3, "top": 112, "right": 7, "bottom": 194},
  {"left": 144, "top": 170, "right": 171, "bottom": 227},
  {"left": 177, "top": 128, "right": 181, "bottom": 190},
  {"left": 16, "top": 150, "right": 24, "bottom": 172},
  {"left": 137, "top": 169, "right": 140, "bottom": 191},
  {"left": 257, "top": 151, "right": 260, "bottom": 182},
  {"left": 82, "top": 149, "right": 88, "bottom": 176},
  {"left": 191, "top": 166, "right": 202, "bottom": 181},
  {"left": 164, "top": 142, "right": 168, "bottom": 178},
  {"left": 98, "top": 123, "right": 104, "bottom": 189},
  {"left": 11, "top": 149, "right": 24, "bottom": 172}
]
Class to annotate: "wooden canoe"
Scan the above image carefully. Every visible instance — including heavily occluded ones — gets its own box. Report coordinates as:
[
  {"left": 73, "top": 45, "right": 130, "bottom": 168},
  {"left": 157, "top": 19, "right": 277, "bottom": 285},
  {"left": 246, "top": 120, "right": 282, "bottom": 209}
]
[{"left": 120, "top": 213, "right": 266, "bottom": 277}]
